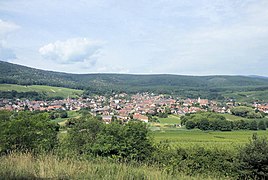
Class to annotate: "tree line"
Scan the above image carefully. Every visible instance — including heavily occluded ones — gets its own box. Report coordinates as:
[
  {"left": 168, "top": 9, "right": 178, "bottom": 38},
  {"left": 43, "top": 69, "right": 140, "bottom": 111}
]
[{"left": 181, "top": 112, "right": 267, "bottom": 131}]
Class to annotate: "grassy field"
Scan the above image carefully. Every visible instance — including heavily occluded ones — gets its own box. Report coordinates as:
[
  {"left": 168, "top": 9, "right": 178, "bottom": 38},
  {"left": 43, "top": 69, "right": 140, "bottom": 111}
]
[
  {"left": 52, "top": 111, "right": 81, "bottom": 127},
  {"left": 157, "top": 115, "right": 181, "bottom": 124},
  {"left": 0, "top": 153, "right": 223, "bottom": 180},
  {"left": 153, "top": 129, "right": 268, "bottom": 150},
  {"left": 0, "top": 84, "right": 83, "bottom": 98}
]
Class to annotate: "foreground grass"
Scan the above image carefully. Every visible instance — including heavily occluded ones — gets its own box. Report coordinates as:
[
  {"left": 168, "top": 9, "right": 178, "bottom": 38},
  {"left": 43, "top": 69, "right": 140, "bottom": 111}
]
[
  {"left": 0, "top": 153, "right": 223, "bottom": 180},
  {"left": 153, "top": 129, "right": 268, "bottom": 150},
  {"left": 0, "top": 84, "right": 83, "bottom": 98}
]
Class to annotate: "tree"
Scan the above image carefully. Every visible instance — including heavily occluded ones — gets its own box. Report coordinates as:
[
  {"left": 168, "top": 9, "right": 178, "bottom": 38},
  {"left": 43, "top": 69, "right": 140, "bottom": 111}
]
[
  {"left": 186, "top": 120, "right": 196, "bottom": 129},
  {"left": 218, "top": 120, "right": 232, "bottom": 131},
  {"left": 0, "top": 110, "right": 12, "bottom": 121},
  {"left": 249, "top": 120, "right": 258, "bottom": 131},
  {"left": 233, "top": 119, "right": 249, "bottom": 130},
  {"left": 66, "top": 117, "right": 154, "bottom": 161},
  {"left": 231, "top": 106, "right": 253, "bottom": 117},
  {"left": 258, "top": 120, "right": 266, "bottom": 130},
  {"left": 0, "top": 112, "right": 58, "bottom": 153},
  {"left": 60, "top": 111, "right": 68, "bottom": 118},
  {"left": 198, "top": 119, "right": 210, "bottom": 131},
  {"left": 238, "top": 134, "right": 268, "bottom": 179}
]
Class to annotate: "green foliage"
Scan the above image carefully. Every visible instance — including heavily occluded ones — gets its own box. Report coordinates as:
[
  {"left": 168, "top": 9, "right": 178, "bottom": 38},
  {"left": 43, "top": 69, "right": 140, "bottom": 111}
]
[
  {"left": 186, "top": 120, "right": 196, "bottom": 129},
  {"left": 249, "top": 120, "right": 258, "bottom": 130},
  {"left": 238, "top": 134, "right": 268, "bottom": 179},
  {"left": 49, "top": 110, "right": 68, "bottom": 119},
  {"left": 0, "top": 90, "right": 45, "bottom": 100},
  {"left": 152, "top": 143, "right": 238, "bottom": 177},
  {"left": 59, "top": 111, "right": 68, "bottom": 118},
  {"left": 181, "top": 112, "right": 232, "bottom": 131},
  {"left": 232, "top": 120, "right": 250, "bottom": 130},
  {"left": 258, "top": 120, "right": 266, "bottom": 130},
  {"left": 157, "top": 112, "right": 168, "bottom": 118},
  {"left": 66, "top": 116, "right": 154, "bottom": 161},
  {"left": 0, "top": 111, "right": 59, "bottom": 153},
  {"left": 231, "top": 106, "right": 263, "bottom": 119},
  {"left": 181, "top": 112, "right": 267, "bottom": 131},
  {"left": 0, "top": 110, "right": 13, "bottom": 121}
]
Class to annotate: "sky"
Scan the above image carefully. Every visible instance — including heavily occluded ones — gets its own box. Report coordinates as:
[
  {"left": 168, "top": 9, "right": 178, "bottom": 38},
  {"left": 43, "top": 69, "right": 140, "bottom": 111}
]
[{"left": 0, "top": 0, "right": 268, "bottom": 75}]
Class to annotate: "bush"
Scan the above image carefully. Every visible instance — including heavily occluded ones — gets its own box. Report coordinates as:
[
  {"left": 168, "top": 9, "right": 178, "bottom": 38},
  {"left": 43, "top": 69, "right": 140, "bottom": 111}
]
[
  {"left": 66, "top": 117, "right": 154, "bottom": 161},
  {"left": 185, "top": 120, "right": 196, "bottom": 129},
  {"left": 249, "top": 120, "right": 258, "bottom": 130},
  {"left": 151, "top": 143, "right": 238, "bottom": 177},
  {"left": 198, "top": 119, "right": 210, "bottom": 131},
  {"left": 60, "top": 111, "right": 68, "bottom": 118},
  {"left": 0, "top": 112, "right": 59, "bottom": 153},
  {"left": 258, "top": 120, "right": 266, "bottom": 130},
  {"left": 238, "top": 134, "right": 268, "bottom": 179}
]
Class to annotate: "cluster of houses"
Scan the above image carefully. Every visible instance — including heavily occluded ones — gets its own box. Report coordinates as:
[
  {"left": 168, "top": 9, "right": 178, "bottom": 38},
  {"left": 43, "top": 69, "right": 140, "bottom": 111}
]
[{"left": 1, "top": 92, "right": 268, "bottom": 123}]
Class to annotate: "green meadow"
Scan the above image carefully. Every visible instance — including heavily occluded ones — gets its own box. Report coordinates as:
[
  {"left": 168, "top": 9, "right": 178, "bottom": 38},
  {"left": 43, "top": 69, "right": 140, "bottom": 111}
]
[
  {"left": 157, "top": 115, "right": 181, "bottom": 124},
  {"left": 152, "top": 129, "right": 268, "bottom": 150},
  {"left": 150, "top": 114, "right": 268, "bottom": 150},
  {"left": 0, "top": 84, "right": 83, "bottom": 98}
]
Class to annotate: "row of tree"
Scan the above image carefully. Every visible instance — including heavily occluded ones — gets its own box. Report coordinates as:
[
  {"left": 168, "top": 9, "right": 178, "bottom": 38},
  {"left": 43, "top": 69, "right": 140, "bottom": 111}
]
[
  {"left": 231, "top": 106, "right": 265, "bottom": 119},
  {"left": 181, "top": 112, "right": 267, "bottom": 131},
  {"left": 0, "top": 90, "right": 65, "bottom": 100}
]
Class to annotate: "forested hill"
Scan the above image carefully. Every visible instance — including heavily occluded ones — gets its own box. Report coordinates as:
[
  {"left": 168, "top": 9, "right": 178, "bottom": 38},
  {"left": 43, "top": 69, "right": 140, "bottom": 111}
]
[{"left": 1, "top": 60, "right": 268, "bottom": 99}]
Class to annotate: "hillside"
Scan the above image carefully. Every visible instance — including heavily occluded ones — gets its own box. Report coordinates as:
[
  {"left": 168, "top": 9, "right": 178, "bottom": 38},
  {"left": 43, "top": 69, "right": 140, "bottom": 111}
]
[
  {"left": 0, "top": 84, "right": 83, "bottom": 99},
  {"left": 1, "top": 61, "right": 268, "bottom": 100}
]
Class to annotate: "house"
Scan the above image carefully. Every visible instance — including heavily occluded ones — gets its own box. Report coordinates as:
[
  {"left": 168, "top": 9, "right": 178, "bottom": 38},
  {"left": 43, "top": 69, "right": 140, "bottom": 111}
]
[
  {"left": 102, "top": 115, "right": 113, "bottom": 124},
  {"left": 133, "top": 113, "right": 149, "bottom": 123}
]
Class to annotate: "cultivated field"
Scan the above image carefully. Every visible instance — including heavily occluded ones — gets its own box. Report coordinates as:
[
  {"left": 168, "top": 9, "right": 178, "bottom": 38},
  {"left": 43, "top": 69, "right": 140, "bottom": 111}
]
[
  {"left": 153, "top": 129, "right": 268, "bottom": 150},
  {"left": 149, "top": 114, "right": 268, "bottom": 150},
  {"left": 0, "top": 84, "right": 83, "bottom": 98}
]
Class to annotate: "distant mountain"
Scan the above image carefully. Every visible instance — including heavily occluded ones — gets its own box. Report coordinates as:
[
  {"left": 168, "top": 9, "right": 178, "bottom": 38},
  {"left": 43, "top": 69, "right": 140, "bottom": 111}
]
[
  {"left": 248, "top": 75, "right": 268, "bottom": 79},
  {"left": 1, "top": 60, "right": 268, "bottom": 99}
]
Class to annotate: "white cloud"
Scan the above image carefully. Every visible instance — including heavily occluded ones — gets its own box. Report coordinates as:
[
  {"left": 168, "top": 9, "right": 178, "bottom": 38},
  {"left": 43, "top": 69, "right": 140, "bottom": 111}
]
[
  {"left": 0, "top": 19, "right": 19, "bottom": 61},
  {"left": 0, "top": 19, "right": 20, "bottom": 36},
  {"left": 39, "top": 38, "right": 103, "bottom": 65}
]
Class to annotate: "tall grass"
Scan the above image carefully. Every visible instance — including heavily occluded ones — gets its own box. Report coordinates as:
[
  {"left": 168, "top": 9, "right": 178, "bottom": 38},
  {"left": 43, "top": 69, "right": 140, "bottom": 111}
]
[{"left": 0, "top": 153, "right": 224, "bottom": 180}]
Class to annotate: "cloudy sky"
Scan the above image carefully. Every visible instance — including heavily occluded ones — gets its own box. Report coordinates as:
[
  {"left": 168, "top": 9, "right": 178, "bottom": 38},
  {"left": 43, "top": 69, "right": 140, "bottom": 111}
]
[{"left": 0, "top": 0, "right": 268, "bottom": 75}]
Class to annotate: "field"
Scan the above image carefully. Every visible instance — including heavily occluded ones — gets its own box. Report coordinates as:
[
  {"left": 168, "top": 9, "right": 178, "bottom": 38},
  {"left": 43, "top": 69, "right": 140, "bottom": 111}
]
[
  {"left": 149, "top": 114, "right": 268, "bottom": 150},
  {"left": 52, "top": 111, "right": 80, "bottom": 126},
  {"left": 0, "top": 84, "right": 83, "bottom": 98},
  {"left": 157, "top": 115, "right": 181, "bottom": 124},
  {"left": 153, "top": 129, "right": 268, "bottom": 150}
]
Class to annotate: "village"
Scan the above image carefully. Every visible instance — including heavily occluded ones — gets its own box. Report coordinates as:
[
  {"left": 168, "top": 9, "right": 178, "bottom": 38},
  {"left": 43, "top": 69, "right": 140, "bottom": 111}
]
[{"left": 1, "top": 92, "right": 268, "bottom": 123}]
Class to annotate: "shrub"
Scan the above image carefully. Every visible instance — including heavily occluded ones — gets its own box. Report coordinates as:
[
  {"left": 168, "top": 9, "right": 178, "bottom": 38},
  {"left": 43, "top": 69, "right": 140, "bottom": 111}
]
[
  {"left": 185, "top": 120, "right": 196, "bottom": 129},
  {"left": 249, "top": 120, "right": 258, "bottom": 130},
  {"left": 0, "top": 112, "right": 59, "bottom": 153},
  {"left": 66, "top": 117, "right": 154, "bottom": 161},
  {"left": 238, "top": 134, "right": 268, "bottom": 179},
  {"left": 258, "top": 120, "right": 266, "bottom": 130}
]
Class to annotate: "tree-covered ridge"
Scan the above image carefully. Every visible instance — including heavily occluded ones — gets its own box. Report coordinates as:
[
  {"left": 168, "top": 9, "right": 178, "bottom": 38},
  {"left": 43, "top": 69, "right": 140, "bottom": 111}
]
[{"left": 1, "top": 61, "right": 268, "bottom": 99}]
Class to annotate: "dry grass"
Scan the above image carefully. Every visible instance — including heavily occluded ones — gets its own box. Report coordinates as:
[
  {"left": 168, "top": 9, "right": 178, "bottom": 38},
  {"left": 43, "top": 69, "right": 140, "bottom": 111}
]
[{"left": 0, "top": 153, "right": 224, "bottom": 180}]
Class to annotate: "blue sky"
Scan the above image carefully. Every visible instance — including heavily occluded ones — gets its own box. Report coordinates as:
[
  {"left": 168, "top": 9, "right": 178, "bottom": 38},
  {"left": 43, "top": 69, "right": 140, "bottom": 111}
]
[{"left": 0, "top": 0, "right": 268, "bottom": 75}]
